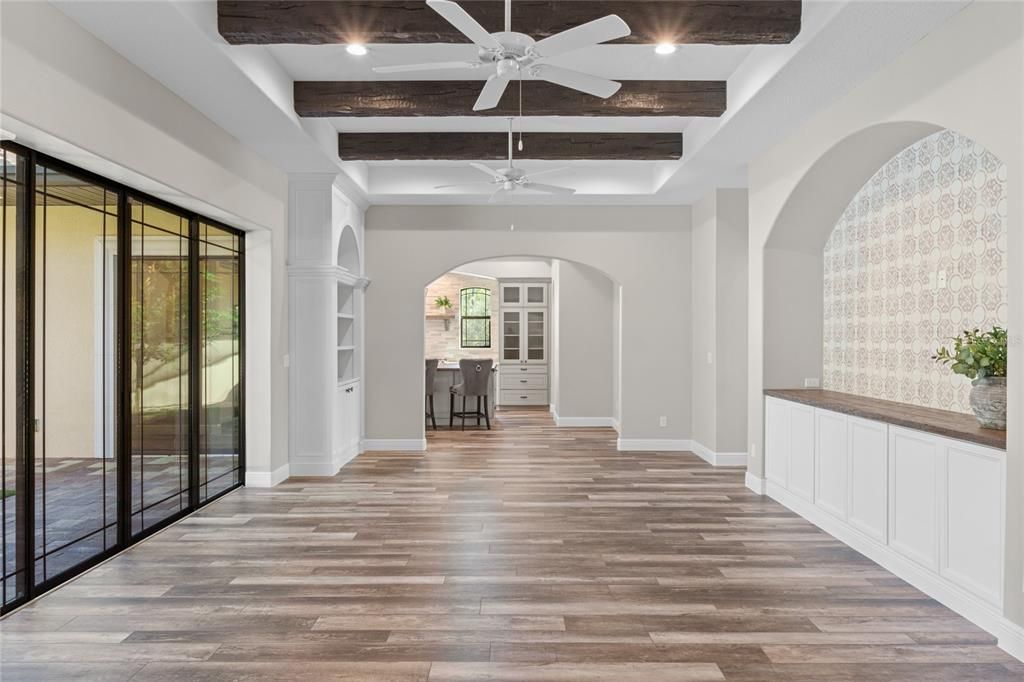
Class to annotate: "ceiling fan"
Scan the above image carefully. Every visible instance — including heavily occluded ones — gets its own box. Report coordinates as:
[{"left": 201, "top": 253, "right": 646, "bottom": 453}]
[
  {"left": 373, "top": 0, "right": 630, "bottom": 111},
  {"left": 435, "top": 120, "right": 575, "bottom": 201}
]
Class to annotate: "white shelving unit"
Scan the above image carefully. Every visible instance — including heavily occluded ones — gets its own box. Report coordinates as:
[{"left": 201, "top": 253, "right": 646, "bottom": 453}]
[
  {"left": 337, "top": 280, "right": 357, "bottom": 383},
  {"left": 498, "top": 280, "right": 550, "bottom": 406}
]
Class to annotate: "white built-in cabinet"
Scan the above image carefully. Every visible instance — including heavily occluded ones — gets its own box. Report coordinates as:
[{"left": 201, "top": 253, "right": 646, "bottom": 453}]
[
  {"left": 764, "top": 396, "right": 1006, "bottom": 624},
  {"left": 498, "top": 280, "right": 549, "bottom": 406}
]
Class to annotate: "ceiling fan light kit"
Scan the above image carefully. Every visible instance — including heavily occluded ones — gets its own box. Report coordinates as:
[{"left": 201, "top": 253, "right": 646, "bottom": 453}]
[
  {"left": 373, "top": 0, "right": 631, "bottom": 111},
  {"left": 435, "top": 119, "right": 576, "bottom": 201}
]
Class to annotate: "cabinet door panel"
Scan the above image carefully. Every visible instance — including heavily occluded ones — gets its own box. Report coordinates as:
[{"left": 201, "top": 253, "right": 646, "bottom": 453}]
[
  {"left": 848, "top": 417, "right": 888, "bottom": 544},
  {"left": 525, "top": 310, "right": 546, "bottom": 363},
  {"left": 889, "top": 428, "right": 939, "bottom": 570},
  {"left": 525, "top": 283, "right": 548, "bottom": 306},
  {"left": 943, "top": 442, "right": 1003, "bottom": 605},
  {"left": 788, "top": 404, "right": 815, "bottom": 501},
  {"left": 764, "top": 398, "right": 789, "bottom": 487},
  {"left": 501, "top": 310, "right": 522, "bottom": 361},
  {"left": 500, "top": 283, "right": 522, "bottom": 305},
  {"left": 814, "top": 409, "right": 848, "bottom": 519}
]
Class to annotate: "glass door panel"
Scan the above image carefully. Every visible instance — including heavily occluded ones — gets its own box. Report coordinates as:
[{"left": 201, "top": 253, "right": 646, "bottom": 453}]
[
  {"left": 198, "top": 230, "right": 241, "bottom": 501},
  {"left": 527, "top": 310, "right": 545, "bottom": 362},
  {"left": 500, "top": 284, "right": 520, "bottom": 305},
  {"left": 502, "top": 310, "right": 520, "bottom": 361},
  {"left": 32, "top": 163, "right": 120, "bottom": 583},
  {"left": 128, "top": 198, "right": 190, "bottom": 535},
  {"left": 2, "top": 149, "right": 26, "bottom": 606}
]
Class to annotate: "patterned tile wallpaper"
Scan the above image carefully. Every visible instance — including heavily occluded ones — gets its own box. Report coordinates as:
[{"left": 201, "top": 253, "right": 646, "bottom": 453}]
[{"left": 822, "top": 129, "right": 1008, "bottom": 413}]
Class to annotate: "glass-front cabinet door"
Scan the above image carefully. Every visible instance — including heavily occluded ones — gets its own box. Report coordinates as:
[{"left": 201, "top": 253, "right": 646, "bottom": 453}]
[
  {"left": 500, "top": 283, "right": 521, "bottom": 306},
  {"left": 526, "top": 310, "right": 546, "bottom": 363},
  {"left": 524, "top": 284, "right": 547, "bottom": 307},
  {"left": 501, "top": 310, "right": 521, "bottom": 362}
]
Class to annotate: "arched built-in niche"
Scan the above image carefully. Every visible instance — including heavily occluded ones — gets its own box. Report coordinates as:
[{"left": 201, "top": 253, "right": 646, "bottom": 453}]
[
  {"left": 821, "top": 129, "right": 1008, "bottom": 413},
  {"left": 337, "top": 223, "right": 360, "bottom": 274},
  {"left": 760, "top": 123, "right": 1008, "bottom": 415},
  {"left": 336, "top": 224, "right": 362, "bottom": 383}
]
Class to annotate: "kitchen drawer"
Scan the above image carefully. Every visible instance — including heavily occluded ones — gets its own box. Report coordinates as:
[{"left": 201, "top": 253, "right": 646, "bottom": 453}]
[
  {"left": 500, "top": 389, "right": 548, "bottom": 406},
  {"left": 500, "top": 365, "right": 547, "bottom": 376},
  {"left": 503, "top": 373, "right": 547, "bottom": 389}
]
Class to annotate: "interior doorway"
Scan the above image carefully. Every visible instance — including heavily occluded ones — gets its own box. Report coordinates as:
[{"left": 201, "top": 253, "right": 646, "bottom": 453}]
[{"left": 423, "top": 256, "right": 619, "bottom": 442}]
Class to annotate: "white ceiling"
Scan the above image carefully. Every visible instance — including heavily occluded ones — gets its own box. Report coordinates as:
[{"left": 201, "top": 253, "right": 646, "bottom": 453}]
[{"left": 53, "top": 0, "right": 970, "bottom": 208}]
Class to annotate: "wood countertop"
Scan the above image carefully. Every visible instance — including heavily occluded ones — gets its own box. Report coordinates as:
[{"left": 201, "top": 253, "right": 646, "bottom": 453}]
[{"left": 764, "top": 388, "right": 1006, "bottom": 450}]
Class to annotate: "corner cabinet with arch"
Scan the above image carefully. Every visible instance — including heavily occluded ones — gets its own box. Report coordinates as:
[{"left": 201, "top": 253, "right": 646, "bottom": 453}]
[{"left": 334, "top": 225, "right": 366, "bottom": 469}]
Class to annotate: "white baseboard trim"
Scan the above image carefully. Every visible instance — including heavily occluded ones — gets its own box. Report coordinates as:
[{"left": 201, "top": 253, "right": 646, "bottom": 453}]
[
  {"left": 689, "top": 440, "right": 748, "bottom": 467},
  {"left": 610, "top": 418, "right": 621, "bottom": 434},
  {"left": 554, "top": 415, "right": 616, "bottom": 428},
  {"left": 745, "top": 472, "right": 766, "bottom": 495},
  {"left": 616, "top": 438, "right": 693, "bottom": 452},
  {"left": 361, "top": 438, "right": 427, "bottom": 452},
  {"left": 288, "top": 458, "right": 339, "bottom": 477},
  {"left": 245, "top": 463, "right": 290, "bottom": 488},
  {"left": 765, "top": 481, "right": 1024, "bottom": 662}
]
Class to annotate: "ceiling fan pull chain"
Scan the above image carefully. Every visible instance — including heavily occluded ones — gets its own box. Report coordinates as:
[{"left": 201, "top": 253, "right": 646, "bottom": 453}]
[{"left": 518, "top": 77, "right": 524, "bottom": 151}]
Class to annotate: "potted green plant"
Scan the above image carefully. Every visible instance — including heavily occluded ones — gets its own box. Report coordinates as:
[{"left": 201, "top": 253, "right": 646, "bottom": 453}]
[
  {"left": 933, "top": 326, "right": 1008, "bottom": 429},
  {"left": 434, "top": 296, "right": 453, "bottom": 330}
]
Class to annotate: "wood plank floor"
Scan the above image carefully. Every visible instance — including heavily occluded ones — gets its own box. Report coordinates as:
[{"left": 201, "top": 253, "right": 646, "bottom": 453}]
[{"left": 1, "top": 408, "right": 1020, "bottom": 680}]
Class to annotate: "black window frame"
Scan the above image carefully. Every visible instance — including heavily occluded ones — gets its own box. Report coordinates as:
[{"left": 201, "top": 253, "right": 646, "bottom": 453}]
[{"left": 459, "top": 286, "right": 491, "bottom": 349}]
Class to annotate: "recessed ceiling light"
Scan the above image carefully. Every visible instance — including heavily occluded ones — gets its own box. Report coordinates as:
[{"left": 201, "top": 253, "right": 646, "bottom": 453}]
[
  {"left": 346, "top": 43, "right": 368, "bottom": 56},
  {"left": 655, "top": 43, "right": 677, "bottom": 55}
]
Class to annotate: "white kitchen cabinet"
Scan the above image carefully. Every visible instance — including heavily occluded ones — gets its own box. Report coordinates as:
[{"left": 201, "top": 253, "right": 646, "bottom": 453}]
[
  {"left": 847, "top": 416, "right": 888, "bottom": 544},
  {"left": 498, "top": 280, "right": 550, "bottom": 406},
  {"left": 763, "top": 395, "right": 1007, "bottom": 643},
  {"left": 889, "top": 426, "right": 940, "bottom": 571},
  {"left": 764, "top": 397, "right": 790, "bottom": 487},
  {"left": 789, "top": 403, "right": 815, "bottom": 502},
  {"left": 815, "top": 408, "right": 848, "bottom": 520},
  {"left": 942, "top": 440, "right": 1004, "bottom": 606},
  {"left": 500, "top": 282, "right": 547, "bottom": 307}
]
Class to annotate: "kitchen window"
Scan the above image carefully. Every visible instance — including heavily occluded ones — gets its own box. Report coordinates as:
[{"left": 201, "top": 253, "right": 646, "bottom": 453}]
[{"left": 460, "top": 287, "right": 491, "bottom": 348}]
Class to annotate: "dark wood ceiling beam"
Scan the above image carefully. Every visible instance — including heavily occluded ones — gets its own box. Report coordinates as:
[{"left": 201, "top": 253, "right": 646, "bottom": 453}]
[
  {"left": 338, "top": 132, "right": 682, "bottom": 160},
  {"left": 219, "top": 1, "right": 801, "bottom": 46},
  {"left": 296, "top": 80, "right": 725, "bottom": 117}
]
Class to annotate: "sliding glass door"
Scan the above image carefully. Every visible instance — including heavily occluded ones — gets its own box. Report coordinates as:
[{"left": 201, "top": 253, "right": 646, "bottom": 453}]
[
  {"left": 32, "top": 161, "right": 121, "bottom": 584},
  {"left": 0, "top": 142, "right": 245, "bottom": 613},
  {"left": 2, "top": 148, "right": 28, "bottom": 609},
  {"left": 128, "top": 198, "right": 192, "bottom": 535},
  {"left": 197, "top": 223, "right": 242, "bottom": 502}
]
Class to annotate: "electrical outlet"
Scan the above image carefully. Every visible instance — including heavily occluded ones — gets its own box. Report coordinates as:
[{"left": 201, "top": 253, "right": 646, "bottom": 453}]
[
  {"left": 750, "top": 443, "right": 757, "bottom": 459},
  {"left": 283, "top": 354, "right": 290, "bottom": 368},
  {"left": 706, "top": 352, "right": 713, "bottom": 365},
  {"left": 659, "top": 416, "right": 667, "bottom": 427},
  {"left": 803, "top": 377, "right": 820, "bottom": 388},
  {"left": 937, "top": 269, "right": 947, "bottom": 289}
]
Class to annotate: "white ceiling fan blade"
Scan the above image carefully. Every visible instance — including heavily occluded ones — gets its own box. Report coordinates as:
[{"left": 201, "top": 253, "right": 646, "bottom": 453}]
[
  {"left": 520, "top": 166, "right": 569, "bottom": 179},
  {"left": 427, "top": 0, "right": 503, "bottom": 50},
  {"left": 373, "top": 61, "right": 480, "bottom": 74},
  {"left": 469, "top": 162, "right": 503, "bottom": 179},
  {"left": 488, "top": 187, "right": 508, "bottom": 203},
  {"left": 523, "top": 182, "right": 576, "bottom": 195},
  {"left": 434, "top": 181, "right": 497, "bottom": 190},
  {"left": 473, "top": 75, "right": 510, "bottom": 111},
  {"left": 531, "top": 64, "right": 621, "bottom": 99},
  {"left": 531, "top": 15, "right": 630, "bottom": 59}
]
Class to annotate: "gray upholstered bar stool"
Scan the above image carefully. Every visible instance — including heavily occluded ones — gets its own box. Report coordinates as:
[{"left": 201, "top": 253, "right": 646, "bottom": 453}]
[
  {"left": 449, "top": 359, "right": 493, "bottom": 430},
  {"left": 425, "top": 359, "right": 439, "bottom": 430}
]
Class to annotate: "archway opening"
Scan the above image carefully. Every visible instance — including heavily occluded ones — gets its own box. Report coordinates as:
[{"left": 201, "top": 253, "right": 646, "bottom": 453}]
[{"left": 421, "top": 256, "right": 621, "bottom": 439}]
